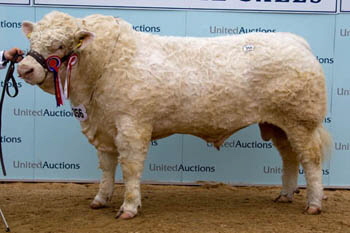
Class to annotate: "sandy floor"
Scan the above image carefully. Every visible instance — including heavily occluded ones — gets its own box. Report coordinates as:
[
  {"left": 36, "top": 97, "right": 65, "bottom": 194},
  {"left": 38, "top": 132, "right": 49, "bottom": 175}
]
[{"left": 0, "top": 182, "right": 349, "bottom": 233}]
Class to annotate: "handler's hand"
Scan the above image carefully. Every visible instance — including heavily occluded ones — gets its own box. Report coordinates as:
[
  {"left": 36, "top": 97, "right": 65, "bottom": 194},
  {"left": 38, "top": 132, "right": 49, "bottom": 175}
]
[{"left": 4, "top": 48, "right": 24, "bottom": 63}]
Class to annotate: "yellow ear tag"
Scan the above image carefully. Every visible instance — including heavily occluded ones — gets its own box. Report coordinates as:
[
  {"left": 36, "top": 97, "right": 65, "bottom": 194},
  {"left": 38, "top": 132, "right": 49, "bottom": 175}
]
[
  {"left": 27, "top": 33, "right": 31, "bottom": 39},
  {"left": 75, "top": 39, "right": 83, "bottom": 49}
]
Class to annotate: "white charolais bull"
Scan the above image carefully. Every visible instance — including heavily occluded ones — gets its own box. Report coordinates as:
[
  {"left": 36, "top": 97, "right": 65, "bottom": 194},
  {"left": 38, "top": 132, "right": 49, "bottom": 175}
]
[{"left": 18, "top": 11, "right": 332, "bottom": 219}]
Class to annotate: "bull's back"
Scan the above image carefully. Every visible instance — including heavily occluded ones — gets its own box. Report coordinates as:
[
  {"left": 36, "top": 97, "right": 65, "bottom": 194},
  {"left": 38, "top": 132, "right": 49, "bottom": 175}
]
[{"left": 148, "top": 32, "right": 326, "bottom": 138}]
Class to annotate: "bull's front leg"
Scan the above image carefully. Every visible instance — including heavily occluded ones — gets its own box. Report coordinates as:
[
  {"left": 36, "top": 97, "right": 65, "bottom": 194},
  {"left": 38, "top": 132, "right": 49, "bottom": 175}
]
[
  {"left": 90, "top": 151, "right": 119, "bottom": 209},
  {"left": 115, "top": 119, "right": 152, "bottom": 219}
]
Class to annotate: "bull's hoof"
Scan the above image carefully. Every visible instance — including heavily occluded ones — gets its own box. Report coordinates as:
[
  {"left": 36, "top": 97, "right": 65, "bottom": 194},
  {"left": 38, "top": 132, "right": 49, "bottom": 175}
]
[
  {"left": 116, "top": 208, "right": 137, "bottom": 220},
  {"left": 304, "top": 206, "right": 321, "bottom": 215},
  {"left": 90, "top": 199, "right": 106, "bottom": 209},
  {"left": 274, "top": 195, "right": 293, "bottom": 203}
]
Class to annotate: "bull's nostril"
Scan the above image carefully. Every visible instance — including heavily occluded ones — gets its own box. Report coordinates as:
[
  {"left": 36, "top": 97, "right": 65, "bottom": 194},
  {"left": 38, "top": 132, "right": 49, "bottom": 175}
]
[{"left": 24, "top": 68, "right": 34, "bottom": 75}]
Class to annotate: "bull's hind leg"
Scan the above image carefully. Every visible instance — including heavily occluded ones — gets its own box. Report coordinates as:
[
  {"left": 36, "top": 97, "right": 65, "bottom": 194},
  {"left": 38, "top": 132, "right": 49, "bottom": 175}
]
[
  {"left": 259, "top": 123, "right": 299, "bottom": 203},
  {"left": 272, "top": 129, "right": 299, "bottom": 203},
  {"left": 91, "top": 151, "right": 119, "bottom": 209},
  {"left": 287, "top": 126, "right": 324, "bottom": 214}
]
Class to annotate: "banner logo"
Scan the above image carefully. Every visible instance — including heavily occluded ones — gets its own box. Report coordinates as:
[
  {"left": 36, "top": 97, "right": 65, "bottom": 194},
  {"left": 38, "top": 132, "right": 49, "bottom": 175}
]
[
  {"left": 149, "top": 163, "right": 215, "bottom": 173},
  {"left": 340, "top": 28, "right": 350, "bottom": 37},
  {"left": 13, "top": 160, "right": 81, "bottom": 170},
  {"left": 263, "top": 165, "right": 330, "bottom": 176},
  {"left": 0, "top": 20, "right": 22, "bottom": 29},
  {"left": 209, "top": 26, "right": 276, "bottom": 35},
  {"left": 13, "top": 108, "right": 74, "bottom": 118}
]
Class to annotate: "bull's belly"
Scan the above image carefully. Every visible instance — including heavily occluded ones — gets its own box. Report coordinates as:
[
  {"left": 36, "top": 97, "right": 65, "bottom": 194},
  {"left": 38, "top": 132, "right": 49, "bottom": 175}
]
[
  {"left": 83, "top": 108, "right": 258, "bottom": 152},
  {"left": 151, "top": 121, "right": 252, "bottom": 147}
]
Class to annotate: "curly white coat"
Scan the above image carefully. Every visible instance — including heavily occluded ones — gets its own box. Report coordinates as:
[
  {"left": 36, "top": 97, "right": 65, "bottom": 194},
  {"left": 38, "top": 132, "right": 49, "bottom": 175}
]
[{"left": 18, "top": 11, "right": 332, "bottom": 219}]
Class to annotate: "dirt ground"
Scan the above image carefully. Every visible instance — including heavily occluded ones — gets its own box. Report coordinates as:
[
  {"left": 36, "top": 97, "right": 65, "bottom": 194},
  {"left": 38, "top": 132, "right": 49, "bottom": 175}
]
[{"left": 0, "top": 182, "right": 349, "bottom": 233}]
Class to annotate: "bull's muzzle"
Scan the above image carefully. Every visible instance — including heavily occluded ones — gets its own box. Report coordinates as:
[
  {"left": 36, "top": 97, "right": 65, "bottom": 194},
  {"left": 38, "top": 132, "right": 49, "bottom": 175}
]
[{"left": 17, "top": 63, "right": 34, "bottom": 78}]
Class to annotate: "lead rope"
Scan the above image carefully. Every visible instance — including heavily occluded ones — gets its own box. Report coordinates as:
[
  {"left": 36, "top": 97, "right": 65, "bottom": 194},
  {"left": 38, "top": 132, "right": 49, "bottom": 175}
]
[
  {"left": 0, "top": 54, "right": 19, "bottom": 233},
  {"left": 0, "top": 53, "right": 20, "bottom": 177}
]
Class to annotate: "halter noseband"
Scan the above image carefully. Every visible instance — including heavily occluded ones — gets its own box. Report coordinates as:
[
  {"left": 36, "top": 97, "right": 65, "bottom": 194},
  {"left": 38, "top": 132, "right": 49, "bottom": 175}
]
[
  {"left": 26, "top": 50, "right": 48, "bottom": 70},
  {"left": 26, "top": 50, "right": 73, "bottom": 70}
]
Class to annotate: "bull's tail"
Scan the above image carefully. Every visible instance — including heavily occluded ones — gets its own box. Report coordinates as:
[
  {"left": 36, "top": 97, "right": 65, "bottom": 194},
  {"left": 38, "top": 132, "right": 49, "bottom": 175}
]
[{"left": 316, "top": 125, "right": 333, "bottom": 163}]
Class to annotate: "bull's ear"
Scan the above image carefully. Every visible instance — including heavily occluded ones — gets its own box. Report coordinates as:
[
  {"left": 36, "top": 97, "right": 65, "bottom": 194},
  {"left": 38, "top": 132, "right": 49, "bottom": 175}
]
[
  {"left": 74, "top": 31, "right": 95, "bottom": 50},
  {"left": 22, "top": 21, "right": 34, "bottom": 39}
]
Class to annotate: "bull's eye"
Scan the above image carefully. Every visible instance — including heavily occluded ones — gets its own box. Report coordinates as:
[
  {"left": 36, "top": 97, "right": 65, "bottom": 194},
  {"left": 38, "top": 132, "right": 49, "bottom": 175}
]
[{"left": 49, "top": 40, "right": 65, "bottom": 52}]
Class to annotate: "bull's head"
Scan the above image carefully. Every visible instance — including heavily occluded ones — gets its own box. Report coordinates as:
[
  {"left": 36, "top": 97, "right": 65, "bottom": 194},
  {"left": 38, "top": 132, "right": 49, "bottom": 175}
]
[{"left": 18, "top": 11, "right": 94, "bottom": 95}]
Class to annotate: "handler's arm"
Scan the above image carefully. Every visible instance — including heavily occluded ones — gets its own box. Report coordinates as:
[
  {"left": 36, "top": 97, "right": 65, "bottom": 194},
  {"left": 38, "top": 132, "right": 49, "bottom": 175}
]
[
  {"left": 0, "top": 48, "right": 24, "bottom": 69},
  {"left": 0, "top": 50, "right": 7, "bottom": 69}
]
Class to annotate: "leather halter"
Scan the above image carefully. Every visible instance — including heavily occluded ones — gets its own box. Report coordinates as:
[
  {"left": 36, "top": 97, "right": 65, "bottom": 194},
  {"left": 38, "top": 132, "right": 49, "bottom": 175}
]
[{"left": 26, "top": 50, "right": 73, "bottom": 70}]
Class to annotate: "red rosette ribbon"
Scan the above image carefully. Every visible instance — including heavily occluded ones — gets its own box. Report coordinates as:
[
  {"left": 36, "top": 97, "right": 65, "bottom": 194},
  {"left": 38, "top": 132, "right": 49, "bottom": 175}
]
[
  {"left": 65, "top": 53, "right": 78, "bottom": 99},
  {"left": 46, "top": 55, "right": 64, "bottom": 106}
]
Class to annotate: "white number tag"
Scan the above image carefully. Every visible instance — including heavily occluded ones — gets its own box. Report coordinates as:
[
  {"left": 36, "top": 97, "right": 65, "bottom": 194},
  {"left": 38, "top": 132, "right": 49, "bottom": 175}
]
[
  {"left": 243, "top": 44, "right": 255, "bottom": 52},
  {"left": 72, "top": 104, "right": 88, "bottom": 121}
]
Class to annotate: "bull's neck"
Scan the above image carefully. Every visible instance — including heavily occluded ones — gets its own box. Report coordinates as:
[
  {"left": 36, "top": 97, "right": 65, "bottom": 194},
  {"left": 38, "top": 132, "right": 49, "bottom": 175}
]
[
  {"left": 68, "top": 48, "right": 106, "bottom": 108},
  {"left": 67, "top": 21, "right": 137, "bottom": 108}
]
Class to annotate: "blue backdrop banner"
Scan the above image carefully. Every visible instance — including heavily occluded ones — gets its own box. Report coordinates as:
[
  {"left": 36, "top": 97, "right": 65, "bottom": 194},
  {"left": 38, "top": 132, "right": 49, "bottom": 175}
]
[{"left": 0, "top": 3, "right": 348, "bottom": 188}]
